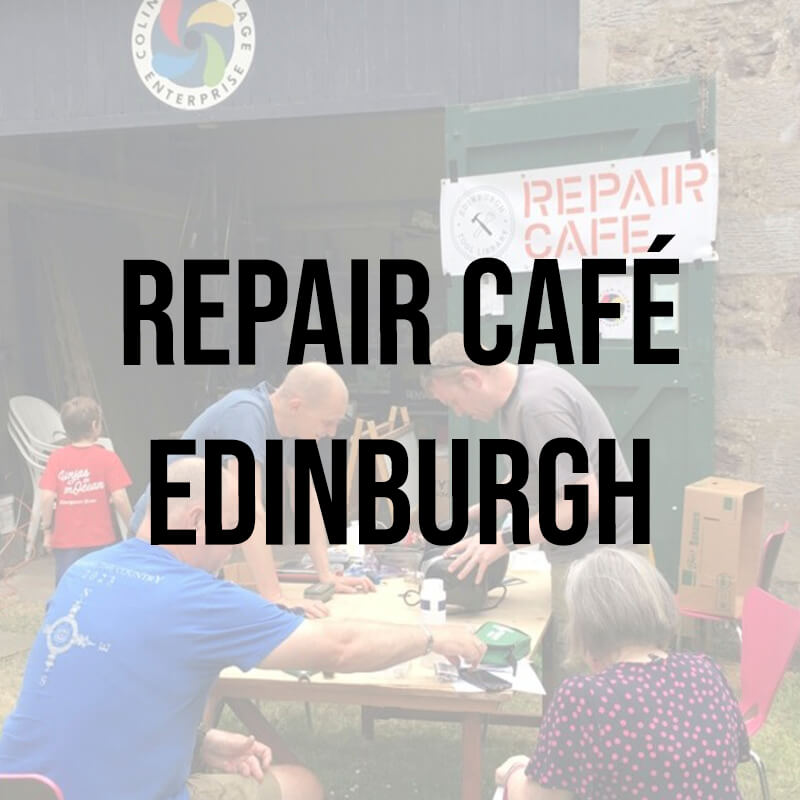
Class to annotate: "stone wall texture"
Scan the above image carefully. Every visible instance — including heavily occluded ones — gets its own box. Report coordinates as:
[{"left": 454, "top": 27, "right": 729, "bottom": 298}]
[{"left": 580, "top": 0, "right": 800, "bottom": 594}]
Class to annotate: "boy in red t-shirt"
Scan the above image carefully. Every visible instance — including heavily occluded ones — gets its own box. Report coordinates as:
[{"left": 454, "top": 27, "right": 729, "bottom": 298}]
[{"left": 38, "top": 397, "right": 133, "bottom": 584}]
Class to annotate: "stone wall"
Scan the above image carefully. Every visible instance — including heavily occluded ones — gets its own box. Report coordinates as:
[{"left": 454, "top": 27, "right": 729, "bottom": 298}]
[{"left": 580, "top": 0, "right": 800, "bottom": 592}]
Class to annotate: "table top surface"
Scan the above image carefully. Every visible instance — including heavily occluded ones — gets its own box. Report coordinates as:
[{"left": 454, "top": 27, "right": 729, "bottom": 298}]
[{"left": 216, "top": 567, "right": 551, "bottom": 702}]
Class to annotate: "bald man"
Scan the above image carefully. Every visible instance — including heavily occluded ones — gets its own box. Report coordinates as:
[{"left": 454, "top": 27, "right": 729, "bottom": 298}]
[
  {"left": 130, "top": 363, "right": 373, "bottom": 618},
  {"left": 0, "top": 459, "right": 484, "bottom": 800}
]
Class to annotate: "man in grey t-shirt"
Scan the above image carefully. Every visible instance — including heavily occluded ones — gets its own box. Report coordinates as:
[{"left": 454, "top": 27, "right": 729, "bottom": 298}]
[
  {"left": 497, "top": 359, "right": 635, "bottom": 563},
  {"left": 424, "top": 332, "right": 648, "bottom": 690}
]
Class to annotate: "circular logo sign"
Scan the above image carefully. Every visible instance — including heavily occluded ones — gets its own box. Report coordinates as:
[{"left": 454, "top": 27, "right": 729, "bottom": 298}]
[
  {"left": 132, "top": 0, "right": 255, "bottom": 110},
  {"left": 599, "top": 286, "right": 633, "bottom": 332},
  {"left": 450, "top": 186, "right": 515, "bottom": 260}
]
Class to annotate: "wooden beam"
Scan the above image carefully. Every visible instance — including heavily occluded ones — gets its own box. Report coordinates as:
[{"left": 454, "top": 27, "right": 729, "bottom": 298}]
[{"left": 0, "top": 157, "right": 183, "bottom": 219}]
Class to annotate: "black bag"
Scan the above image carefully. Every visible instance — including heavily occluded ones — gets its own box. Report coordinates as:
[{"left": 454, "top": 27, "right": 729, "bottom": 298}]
[{"left": 419, "top": 540, "right": 510, "bottom": 612}]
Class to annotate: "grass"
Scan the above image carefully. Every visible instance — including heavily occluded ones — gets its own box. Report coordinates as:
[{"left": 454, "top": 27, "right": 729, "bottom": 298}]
[{"left": 2, "top": 598, "right": 799, "bottom": 798}]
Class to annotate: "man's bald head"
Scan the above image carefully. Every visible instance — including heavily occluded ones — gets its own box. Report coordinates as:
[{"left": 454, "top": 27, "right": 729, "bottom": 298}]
[
  {"left": 280, "top": 362, "right": 348, "bottom": 404},
  {"left": 140, "top": 457, "right": 239, "bottom": 573},
  {"left": 272, "top": 363, "right": 349, "bottom": 439}
]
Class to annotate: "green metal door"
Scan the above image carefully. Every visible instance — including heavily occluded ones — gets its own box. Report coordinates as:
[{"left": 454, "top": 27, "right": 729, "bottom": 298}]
[{"left": 444, "top": 76, "right": 716, "bottom": 586}]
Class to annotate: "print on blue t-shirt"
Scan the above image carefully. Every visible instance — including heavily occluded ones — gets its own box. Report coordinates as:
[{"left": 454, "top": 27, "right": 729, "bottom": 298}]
[{"left": 0, "top": 538, "right": 302, "bottom": 800}]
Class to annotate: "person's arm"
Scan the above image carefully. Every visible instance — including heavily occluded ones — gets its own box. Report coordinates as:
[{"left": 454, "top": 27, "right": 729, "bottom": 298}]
[
  {"left": 290, "top": 463, "right": 329, "bottom": 580},
  {"left": 38, "top": 489, "right": 58, "bottom": 551},
  {"left": 299, "top": 468, "right": 375, "bottom": 594},
  {"left": 287, "top": 464, "right": 374, "bottom": 594},
  {"left": 261, "top": 619, "right": 485, "bottom": 674},
  {"left": 196, "top": 729, "right": 272, "bottom": 781},
  {"left": 105, "top": 453, "right": 134, "bottom": 535},
  {"left": 466, "top": 471, "right": 513, "bottom": 522},
  {"left": 518, "top": 679, "right": 592, "bottom": 800},
  {"left": 520, "top": 410, "right": 601, "bottom": 545},
  {"left": 228, "top": 458, "right": 282, "bottom": 601},
  {"left": 446, "top": 473, "right": 600, "bottom": 584},
  {"left": 502, "top": 763, "right": 573, "bottom": 800},
  {"left": 110, "top": 489, "right": 133, "bottom": 527},
  {"left": 231, "top": 460, "right": 330, "bottom": 618},
  {"left": 449, "top": 407, "right": 604, "bottom": 582}
]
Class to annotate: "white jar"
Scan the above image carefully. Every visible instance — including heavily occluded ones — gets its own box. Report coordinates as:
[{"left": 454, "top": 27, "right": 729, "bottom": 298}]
[{"left": 420, "top": 577, "right": 447, "bottom": 627}]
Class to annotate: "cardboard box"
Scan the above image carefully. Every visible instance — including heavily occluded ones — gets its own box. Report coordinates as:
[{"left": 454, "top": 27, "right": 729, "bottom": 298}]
[{"left": 677, "top": 476, "right": 764, "bottom": 618}]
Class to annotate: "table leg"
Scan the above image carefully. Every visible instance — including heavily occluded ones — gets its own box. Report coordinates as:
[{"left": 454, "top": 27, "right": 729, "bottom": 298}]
[
  {"left": 225, "top": 698, "right": 301, "bottom": 765},
  {"left": 461, "top": 713, "right": 484, "bottom": 800}
]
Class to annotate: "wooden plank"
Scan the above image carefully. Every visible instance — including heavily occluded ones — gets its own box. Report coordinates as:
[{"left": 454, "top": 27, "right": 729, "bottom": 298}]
[
  {"left": 442, "top": 0, "right": 461, "bottom": 103},
  {"left": 0, "top": 157, "right": 183, "bottom": 218},
  {"left": 545, "top": 0, "right": 579, "bottom": 93},
  {"left": 405, "top": 0, "right": 442, "bottom": 98},
  {"left": 63, "top": 0, "right": 89, "bottom": 119},
  {"left": 34, "top": 3, "right": 67, "bottom": 122},
  {"left": 327, "top": 0, "right": 367, "bottom": 99},
  {"left": 365, "top": 707, "right": 542, "bottom": 728},
  {"left": 309, "top": 0, "right": 332, "bottom": 104},
  {"left": 523, "top": 0, "right": 549, "bottom": 98},
  {"left": 84, "top": 0, "right": 107, "bottom": 116},
  {"left": 269, "top": 0, "right": 295, "bottom": 108},
  {"left": 2, "top": 3, "right": 36, "bottom": 123}
]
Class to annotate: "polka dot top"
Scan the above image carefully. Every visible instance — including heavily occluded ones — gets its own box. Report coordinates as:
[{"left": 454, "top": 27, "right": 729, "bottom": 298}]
[{"left": 525, "top": 652, "right": 750, "bottom": 799}]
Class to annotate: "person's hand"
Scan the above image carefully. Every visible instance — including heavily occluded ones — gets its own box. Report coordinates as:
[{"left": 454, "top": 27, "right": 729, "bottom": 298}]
[
  {"left": 495, "top": 755, "right": 530, "bottom": 786},
  {"left": 200, "top": 729, "right": 272, "bottom": 781},
  {"left": 330, "top": 574, "right": 376, "bottom": 594},
  {"left": 430, "top": 626, "right": 486, "bottom": 667},
  {"left": 273, "top": 596, "right": 331, "bottom": 619},
  {"left": 42, "top": 532, "right": 53, "bottom": 553},
  {"left": 445, "top": 533, "right": 508, "bottom": 583}
]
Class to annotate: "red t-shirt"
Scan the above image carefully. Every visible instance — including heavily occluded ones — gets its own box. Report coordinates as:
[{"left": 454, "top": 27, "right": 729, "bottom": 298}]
[{"left": 39, "top": 444, "right": 132, "bottom": 549}]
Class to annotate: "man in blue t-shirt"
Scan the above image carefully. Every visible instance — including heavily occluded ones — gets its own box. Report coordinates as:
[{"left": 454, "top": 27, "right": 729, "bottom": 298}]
[
  {"left": 0, "top": 458, "right": 484, "bottom": 800},
  {"left": 130, "top": 362, "right": 375, "bottom": 618}
]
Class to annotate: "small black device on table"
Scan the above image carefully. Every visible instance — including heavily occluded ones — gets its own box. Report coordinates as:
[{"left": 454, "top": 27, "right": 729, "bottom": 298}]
[
  {"left": 303, "top": 582, "right": 336, "bottom": 603},
  {"left": 457, "top": 668, "right": 513, "bottom": 693}
]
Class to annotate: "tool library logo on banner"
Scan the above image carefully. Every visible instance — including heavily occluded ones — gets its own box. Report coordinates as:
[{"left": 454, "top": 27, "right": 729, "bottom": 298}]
[
  {"left": 132, "top": 0, "right": 255, "bottom": 110},
  {"left": 449, "top": 186, "right": 516, "bottom": 261}
]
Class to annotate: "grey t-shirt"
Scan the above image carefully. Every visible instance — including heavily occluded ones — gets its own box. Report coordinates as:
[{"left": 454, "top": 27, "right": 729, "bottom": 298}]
[{"left": 498, "top": 362, "right": 635, "bottom": 564}]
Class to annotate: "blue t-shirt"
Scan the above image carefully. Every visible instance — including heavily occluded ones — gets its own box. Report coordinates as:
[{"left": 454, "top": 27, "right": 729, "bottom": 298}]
[
  {"left": 0, "top": 539, "right": 302, "bottom": 800},
  {"left": 130, "top": 382, "right": 293, "bottom": 533}
]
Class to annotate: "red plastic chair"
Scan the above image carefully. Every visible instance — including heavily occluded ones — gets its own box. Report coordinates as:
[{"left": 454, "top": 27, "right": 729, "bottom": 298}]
[
  {"left": 678, "top": 522, "right": 789, "bottom": 646},
  {"left": 0, "top": 774, "right": 64, "bottom": 799},
  {"left": 738, "top": 587, "right": 800, "bottom": 799},
  {"left": 756, "top": 523, "right": 789, "bottom": 593}
]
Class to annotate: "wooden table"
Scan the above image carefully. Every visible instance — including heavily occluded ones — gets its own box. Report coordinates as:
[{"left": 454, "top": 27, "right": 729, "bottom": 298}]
[{"left": 205, "top": 569, "right": 551, "bottom": 800}]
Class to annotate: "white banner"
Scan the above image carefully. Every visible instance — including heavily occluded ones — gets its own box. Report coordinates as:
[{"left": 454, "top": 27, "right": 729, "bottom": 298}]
[{"left": 439, "top": 149, "right": 718, "bottom": 274}]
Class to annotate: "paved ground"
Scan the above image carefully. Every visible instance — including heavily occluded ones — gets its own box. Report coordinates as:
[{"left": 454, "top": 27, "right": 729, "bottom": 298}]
[{"left": 0, "top": 555, "right": 53, "bottom": 657}]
